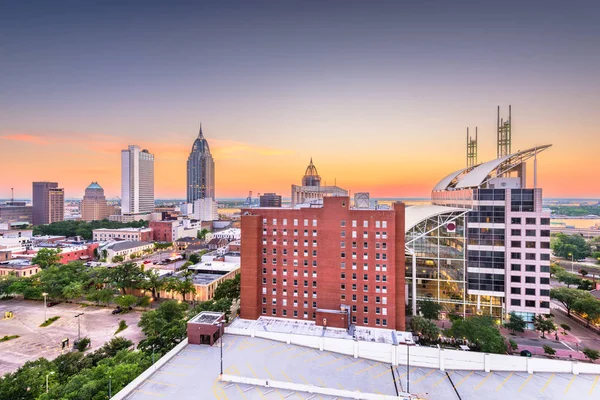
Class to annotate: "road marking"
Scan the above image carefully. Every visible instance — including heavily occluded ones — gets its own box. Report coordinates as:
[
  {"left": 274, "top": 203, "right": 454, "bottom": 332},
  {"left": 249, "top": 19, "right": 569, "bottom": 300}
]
[
  {"left": 354, "top": 364, "right": 378, "bottom": 375},
  {"left": 255, "top": 344, "right": 277, "bottom": 353},
  {"left": 157, "top": 371, "right": 189, "bottom": 377},
  {"left": 455, "top": 371, "right": 473, "bottom": 388},
  {"left": 247, "top": 363, "right": 258, "bottom": 378},
  {"left": 227, "top": 335, "right": 239, "bottom": 349},
  {"left": 288, "top": 350, "right": 308, "bottom": 360},
  {"left": 167, "top": 363, "right": 194, "bottom": 368},
  {"left": 590, "top": 375, "right": 600, "bottom": 396},
  {"left": 495, "top": 372, "right": 513, "bottom": 391},
  {"left": 134, "top": 389, "right": 165, "bottom": 397},
  {"left": 264, "top": 366, "right": 275, "bottom": 380},
  {"left": 518, "top": 374, "right": 533, "bottom": 392},
  {"left": 146, "top": 379, "right": 175, "bottom": 387},
  {"left": 412, "top": 369, "right": 436, "bottom": 384},
  {"left": 317, "top": 378, "right": 327, "bottom": 387},
  {"left": 337, "top": 360, "right": 363, "bottom": 371},
  {"left": 565, "top": 375, "right": 577, "bottom": 394},
  {"left": 337, "top": 382, "right": 344, "bottom": 390},
  {"left": 270, "top": 347, "right": 294, "bottom": 357},
  {"left": 433, "top": 371, "right": 453, "bottom": 388},
  {"left": 541, "top": 373, "right": 555, "bottom": 393},
  {"left": 561, "top": 341, "right": 576, "bottom": 352},
  {"left": 281, "top": 370, "right": 293, "bottom": 382},
  {"left": 397, "top": 367, "right": 417, "bottom": 380},
  {"left": 235, "top": 384, "right": 247, "bottom": 399},
  {"left": 474, "top": 372, "right": 492, "bottom": 390},
  {"left": 320, "top": 357, "right": 343, "bottom": 367},
  {"left": 304, "top": 353, "right": 328, "bottom": 363}
]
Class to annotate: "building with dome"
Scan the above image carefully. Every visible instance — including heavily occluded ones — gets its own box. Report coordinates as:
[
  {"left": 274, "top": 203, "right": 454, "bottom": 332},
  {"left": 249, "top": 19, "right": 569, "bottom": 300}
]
[
  {"left": 81, "top": 182, "right": 110, "bottom": 221},
  {"left": 291, "top": 159, "right": 347, "bottom": 206}
]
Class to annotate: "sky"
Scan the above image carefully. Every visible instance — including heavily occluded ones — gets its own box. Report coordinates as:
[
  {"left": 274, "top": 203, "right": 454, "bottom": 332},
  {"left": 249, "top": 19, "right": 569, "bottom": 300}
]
[{"left": 1, "top": 0, "right": 599, "bottom": 200}]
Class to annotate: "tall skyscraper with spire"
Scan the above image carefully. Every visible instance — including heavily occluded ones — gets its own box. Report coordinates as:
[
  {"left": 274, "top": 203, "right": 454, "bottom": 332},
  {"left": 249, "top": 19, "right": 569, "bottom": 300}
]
[{"left": 187, "top": 124, "right": 215, "bottom": 204}]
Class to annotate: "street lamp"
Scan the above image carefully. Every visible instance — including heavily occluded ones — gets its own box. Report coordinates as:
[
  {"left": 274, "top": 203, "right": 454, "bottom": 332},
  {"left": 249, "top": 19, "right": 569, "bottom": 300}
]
[
  {"left": 75, "top": 313, "right": 84, "bottom": 342},
  {"left": 219, "top": 322, "right": 224, "bottom": 376},
  {"left": 42, "top": 292, "right": 48, "bottom": 323},
  {"left": 569, "top": 252, "right": 574, "bottom": 273},
  {"left": 46, "top": 371, "right": 55, "bottom": 393},
  {"left": 109, "top": 375, "right": 112, "bottom": 398}
]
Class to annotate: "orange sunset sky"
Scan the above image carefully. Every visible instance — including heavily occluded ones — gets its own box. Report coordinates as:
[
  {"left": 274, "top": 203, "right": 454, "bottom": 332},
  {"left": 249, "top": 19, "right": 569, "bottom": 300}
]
[{"left": 1, "top": 2, "right": 599, "bottom": 200}]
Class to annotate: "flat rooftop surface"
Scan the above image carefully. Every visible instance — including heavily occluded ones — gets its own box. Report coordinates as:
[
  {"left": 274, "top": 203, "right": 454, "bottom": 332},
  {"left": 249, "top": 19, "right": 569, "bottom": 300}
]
[
  {"left": 230, "top": 316, "right": 415, "bottom": 344},
  {"left": 123, "top": 335, "right": 599, "bottom": 400}
]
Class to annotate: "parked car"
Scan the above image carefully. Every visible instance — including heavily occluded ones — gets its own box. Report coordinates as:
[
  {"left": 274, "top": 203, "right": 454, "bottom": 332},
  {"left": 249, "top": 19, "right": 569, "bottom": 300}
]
[
  {"left": 112, "top": 306, "right": 123, "bottom": 315},
  {"left": 520, "top": 350, "right": 532, "bottom": 357},
  {"left": 47, "top": 301, "right": 60, "bottom": 307}
]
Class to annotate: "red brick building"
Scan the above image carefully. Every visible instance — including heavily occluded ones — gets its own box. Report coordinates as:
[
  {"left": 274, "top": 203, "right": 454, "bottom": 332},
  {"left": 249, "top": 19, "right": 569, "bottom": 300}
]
[
  {"left": 58, "top": 243, "right": 99, "bottom": 263},
  {"left": 150, "top": 220, "right": 175, "bottom": 242},
  {"left": 240, "top": 196, "right": 406, "bottom": 331}
]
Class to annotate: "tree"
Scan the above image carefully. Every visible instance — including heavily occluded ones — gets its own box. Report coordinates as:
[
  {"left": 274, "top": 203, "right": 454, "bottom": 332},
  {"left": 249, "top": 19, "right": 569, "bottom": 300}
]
[
  {"left": 188, "top": 253, "right": 200, "bottom": 264},
  {"left": 177, "top": 273, "right": 196, "bottom": 302},
  {"left": 504, "top": 312, "right": 526, "bottom": 333},
  {"left": 112, "top": 255, "right": 124, "bottom": 263},
  {"left": 550, "top": 287, "right": 591, "bottom": 316},
  {"left": 62, "top": 282, "right": 84, "bottom": 301},
  {"left": 213, "top": 274, "right": 241, "bottom": 302},
  {"left": 110, "top": 262, "right": 144, "bottom": 295},
  {"left": 33, "top": 219, "right": 149, "bottom": 240},
  {"left": 580, "top": 269, "right": 588, "bottom": 277},
  {"left": 533, "top": 315, "right": 555, "bottom": 338},
  {"left": 138, "top": 300, "right": 189, "bottom": 354},
  {"left": 409, "top": 316, "right": 440, "bottom": 341},
  {"left": 129, "top": 253, "right": 138, "bottom": 260},
  {"left": 551, "top": 233, "right": 591, "bottom": 260},
  {"left": 75, "top": 337, "right": 91, "bottom": 352},
  {"left": 560, "top": 323, "right": 571, "bottom": 334},
  {"left": 137, "top": 295, "right": 151, "bottom": 308},
  {"left": 573, "top": 297, "right": 600, "bottom": 327},
  {"left": 543, "top": 345, "right": 556, "bottom": 356},
  {"left": 550, "top": 263, "right": 565, "bottom": 278},
  {"left": 32, "top": 248, "right": 62, "bottom": 269},
  {"left": 142, "top": 270, "right": 164, "bottom": 300},
  {"left": 582, "top": 347, "right": 600, "bottom": 363},
  {"left": 447, "top": 316, "right": 506, "bottom": 354},
  {"left": 508, "top": 339, "right": 518, "bottom": 351},
  {"left": 578, "top": 279, "right": 594, "bottom": 291},
  {"left": 418, "top": 299, "right": 442, "bottom": 320},
  {"left": 556, "top": 272, "right": 582, "bottom": 288},
  {"left": 197, "top": 229, "right": 209, "bottom": 240},
  {"left": 101, "top": 249, "right": 108, "bottom": 261},
  {"left": 115, "top": 295, "right": 137, "bottom": 310}
]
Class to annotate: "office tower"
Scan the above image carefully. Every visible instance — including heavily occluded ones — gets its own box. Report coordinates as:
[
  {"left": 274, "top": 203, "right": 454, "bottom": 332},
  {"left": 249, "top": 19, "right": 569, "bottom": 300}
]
[
  {"left": 81, "top": 182, "right": 109, "bottom": 222},
  {"left": 431, "top": 145, "right": 552, "bottom": 327},
  {"left": 121, "top": 145, "right": 154, "bottom": 215},
  {"left": 291, "top": 159, "right": 347, "bottom": 206},
  {"left": 187, "top": 124, "right": 215, "bottom": 203},
  {"left": 259, "top": 193, "right": 282, "bottom": 207},
  {"left": 0, "top": 201, "right": 33, "bottom": 225},
  {"left": 240, "top": 196, "right": 406, "bottom": 331},
  {"left": 32, "top": 182, "right": 64, "bottom": 225}
]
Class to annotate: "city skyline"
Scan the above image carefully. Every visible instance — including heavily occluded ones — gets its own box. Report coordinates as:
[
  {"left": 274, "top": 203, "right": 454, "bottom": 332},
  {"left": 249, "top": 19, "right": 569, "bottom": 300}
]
[{"left": 1, "top": 1, "right": 600, "bottom": 199}]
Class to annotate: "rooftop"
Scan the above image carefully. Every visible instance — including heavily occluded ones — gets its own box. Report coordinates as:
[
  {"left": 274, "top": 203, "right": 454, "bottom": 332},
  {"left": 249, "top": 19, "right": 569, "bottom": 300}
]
[
  {"left": 189, "top": 311, "right": 224, "bottom": 325},
  {"left": 107, "top": 241, "right": 152, "bottom": 252},
  {"left": 86, "top": 182, "right": 103, "bottom": 190},
  {"left": 191, "top": 273, "right": 227, "bottom": 285},
  {"left": 93, "top": 227, "right": 152, "bottom": 232},
  {"left": 188, "top": 260, "right": 240, "bottom": 274}
]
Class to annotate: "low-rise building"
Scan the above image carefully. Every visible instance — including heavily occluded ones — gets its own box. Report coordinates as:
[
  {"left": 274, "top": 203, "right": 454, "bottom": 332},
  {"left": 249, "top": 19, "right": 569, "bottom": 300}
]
[
  {"left": 92, "top": 227, "right": 153, "bottom": 242},
  {"left": 0, "top": 259, "right": 40, "bottom": 277},
  {"left": 150, "top": 219, "right": 203, "bottom": 242},
  {"left": 103, "top": 241, "right": 154, "bottom": 261},
  {"left": 175, "top": 237, "right": 202, "bottom": 251},
  {"left": 205, "top": 228, "right": 240, "bottom": 242}
]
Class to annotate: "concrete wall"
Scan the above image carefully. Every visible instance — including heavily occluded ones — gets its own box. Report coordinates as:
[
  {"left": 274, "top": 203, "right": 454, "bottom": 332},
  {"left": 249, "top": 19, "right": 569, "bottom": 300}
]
[{"left": 225, "top": 328, "right": 600, "bottom": 376}]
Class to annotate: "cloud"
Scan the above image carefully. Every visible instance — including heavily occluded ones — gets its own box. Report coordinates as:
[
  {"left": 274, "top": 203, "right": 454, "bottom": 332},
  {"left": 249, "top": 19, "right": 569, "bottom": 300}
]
[{"left": 0, "top": 133, "right": 49, "bottom": 145}]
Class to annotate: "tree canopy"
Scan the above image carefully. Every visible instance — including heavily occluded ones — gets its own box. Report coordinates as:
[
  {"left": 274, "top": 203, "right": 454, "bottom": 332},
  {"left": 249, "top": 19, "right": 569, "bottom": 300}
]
[
  {"left": 504, "top": 312, "right": 526, "bottom": 333},
  {"left": 551, "top": 233, "right": 591, "bottom": 260},
  {"left": 138, "top": 300, "right": 189, "bottom": 355},
  {"left": 32, "top": 248, "right": 61, "bottom": 269},
  {"left": 446, "top": 316, "right": 506, "bottom": 354},
  {"left": 550, "top": 287, "right": 592, "bottom": 316},
  {"left": 33, "top": 219, "right": 148, "bottom": 240}
]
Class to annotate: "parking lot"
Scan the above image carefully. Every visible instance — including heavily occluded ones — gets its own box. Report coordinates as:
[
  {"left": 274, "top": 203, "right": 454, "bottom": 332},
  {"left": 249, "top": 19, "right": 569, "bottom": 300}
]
[
  {"left": 125, "top": 335, "right": 600, "bottom": 399},
  {"left": 0, "top": 299, "right": 143, "bottom": 375}
]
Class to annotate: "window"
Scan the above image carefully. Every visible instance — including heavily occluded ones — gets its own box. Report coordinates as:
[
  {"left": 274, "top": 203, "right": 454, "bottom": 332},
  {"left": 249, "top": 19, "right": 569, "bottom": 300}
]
[
  {"left": 511, "top": 252, "right": 521, "bottom": 260},
  {"left": 511, "top": 229, "right": 521, "bottom": 236},
  {"left": 525, "top": 288, "right": 535, "bottom": 295},
  {"left": 525, "top": 253, "right": 536, "bottom": 260},
  {"left": 352, "top": 305, "right": 357, "bottom": 312},
  {"left": 525, "top": 276, "right": 536, "bottom": 284},
  {"left": 525, "top": 241, "right": 536, "bottom": 249},
  {"left": 511, "top": 217, "right": 521, "bottom": 224},
  {"left": 540, "top": 289, "right": 550, "bottom": 297},
  {"left": 363, "top": 221, "right": 368, "bottom": 228},
  {"left": 525, "top": 265, "right": 536, "bottom": 272},
  {"left": 541, "top": 230, "right": 550, "bottom": 237},
  {"left": 541, "top": 218, "right": 550, "bottom": 225},
  {"left": 540, "top": 254, "right": 550, "bottom": 261},
  {"left": 363, "top": 285, "right": 368, "bottom": 291},
  {"left": 341, "top": 252, "right": 346, "bottom": 258},
  {"left": 511, "top": 264, "right": 521, "bottom": 271},
  {"left": 341, "top": 220, "right": 346, "bottom": 227},
  {"left": 363, "top": 306, "right": 368, "bottom": 313},
  {"left": 540, "top": 301, "right": 550, "bottom": 309},
  {"left": 352, "top": 294, "right": 357, "bottom": 301},
  {"left": 341, "top": 284, "right": 346, "bottom": 290},
  {"left": 511, "top": 241, "right": 521, "bottom": 248},
  {"left": 511, "top": 287, "right": 521, "bottom": 294},
  {"left": 363, "top": 317, "right": 368, "bottom": 324},
  {"left": 526, "top": 229, "right": 536, "bottom": 237},
  {"left": 541, "top": 242, "right": 550, "bottom": 249},
  {"left": 341, "top": 273, "right": 346, "bottom": 279},
  {"left": 363, "top": 295, "right": 368, "bottom": 302},
  {"left": 511, "top": 299, "right": 521, "bottom": 306},
  {"left": 363, "top": 274, "right": 368, "bottom": 281},
  {"left": 540, "top": 277, "right": 550, "bottom": 284},
  {"left": 352, "top": 220, "right": 357, "bottom": 227},
  {"left": 511, "top": 276, "right": 521, "bottom": 283},
  {"left": 526, "top": 218, "right": 536, "bottom": 225},
  {"left": 525, "top": 300, "right": 535, "bottom": 307}
]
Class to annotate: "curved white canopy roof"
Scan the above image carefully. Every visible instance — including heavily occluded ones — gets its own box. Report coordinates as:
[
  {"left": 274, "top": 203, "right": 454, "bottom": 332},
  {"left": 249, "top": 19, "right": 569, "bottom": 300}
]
[
  {"left": 405, "top": 205, "right": 468, "bottom": 233},
  {"left": 432, "top": 145, "right": 552, "bottom": 191}
]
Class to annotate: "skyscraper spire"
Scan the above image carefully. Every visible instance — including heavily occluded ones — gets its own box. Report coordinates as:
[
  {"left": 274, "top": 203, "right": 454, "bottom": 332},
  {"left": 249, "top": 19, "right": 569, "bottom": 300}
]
[{"left": 198, "top": 123, "right": 203, "bottom": 139}]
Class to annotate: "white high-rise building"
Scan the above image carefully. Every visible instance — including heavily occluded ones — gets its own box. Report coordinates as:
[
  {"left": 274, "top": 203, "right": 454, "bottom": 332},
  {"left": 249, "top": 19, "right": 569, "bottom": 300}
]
[
  {"left": 193, "top": 198, "right": 218, "bottom": 221},
  {"left": 121, "top": 145, "right": 154, "bottom": 215}
]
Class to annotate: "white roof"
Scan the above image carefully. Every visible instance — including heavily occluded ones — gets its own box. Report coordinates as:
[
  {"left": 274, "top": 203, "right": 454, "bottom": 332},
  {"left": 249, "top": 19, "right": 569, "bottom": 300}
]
[
  {"left": 405, "top": 205, "right": 468, "bottom": 233},
  {"left": 432, "top": 167, "right": 468, "bottom": 192},
  {"left": 454, "top": 154, "right": 512, "bottom": 189}
]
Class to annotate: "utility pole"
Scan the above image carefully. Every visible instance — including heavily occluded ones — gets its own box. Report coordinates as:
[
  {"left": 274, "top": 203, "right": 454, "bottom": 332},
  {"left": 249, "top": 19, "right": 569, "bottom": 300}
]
[
  {"left": 42, "top": 292, "right": 48, "bottom": 323},
  {"left": 220, "top": 322, "right": 224, "bottom": 375},
  {"left": 75, "top": 313, "right": 84, "bottom": 341}
]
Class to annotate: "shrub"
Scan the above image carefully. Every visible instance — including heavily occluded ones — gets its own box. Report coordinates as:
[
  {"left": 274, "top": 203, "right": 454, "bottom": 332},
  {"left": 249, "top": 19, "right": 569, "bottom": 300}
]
[
  {"left": 543, "top": 345, "right": 556, "bottom": 356},
  {"left": 76, "top": 337, "right": 91, "bottom": 352},
  {"left": 582, "top": 347, "right": 600, "bottom": 363},
  {"left": 40, "top": 316, "right": 60, "bottom": 327},
  {"left": 115, "top": 320, "right": 128, "bottom": 335},
  {"left": 509, "top": 339, "right": 518, "bottom": 351}
]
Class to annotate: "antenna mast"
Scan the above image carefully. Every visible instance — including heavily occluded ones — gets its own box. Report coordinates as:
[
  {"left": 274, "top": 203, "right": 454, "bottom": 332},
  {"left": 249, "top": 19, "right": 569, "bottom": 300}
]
[
  {"left": 466, "top": 127, "right": 478, "bottom": 168},
  {"left": 497, "top": 105, "right": 512, "bottom": 158}
]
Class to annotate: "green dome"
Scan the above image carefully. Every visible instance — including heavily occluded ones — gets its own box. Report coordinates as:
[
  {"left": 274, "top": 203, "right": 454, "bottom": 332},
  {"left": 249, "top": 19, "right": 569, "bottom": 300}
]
[{"left": 86, "top": 182, "right": 103, "bottom": 190}]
